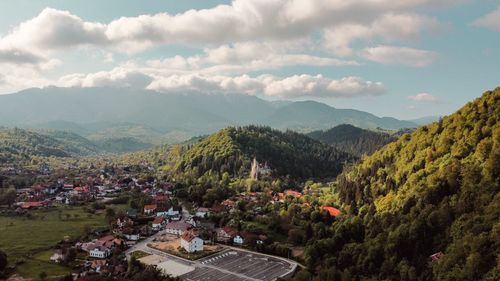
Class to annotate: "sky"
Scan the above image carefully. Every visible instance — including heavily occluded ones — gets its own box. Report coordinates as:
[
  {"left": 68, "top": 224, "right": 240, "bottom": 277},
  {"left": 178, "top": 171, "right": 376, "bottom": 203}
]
[{"left": 0, "top": 0, "right": 499, "bottom": 120}]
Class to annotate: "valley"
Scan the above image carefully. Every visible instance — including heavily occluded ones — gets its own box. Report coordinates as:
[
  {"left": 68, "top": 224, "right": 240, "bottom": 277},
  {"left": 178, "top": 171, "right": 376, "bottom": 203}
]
[{"left": 0, "top": 88, "right": 498, "bottom": 281}]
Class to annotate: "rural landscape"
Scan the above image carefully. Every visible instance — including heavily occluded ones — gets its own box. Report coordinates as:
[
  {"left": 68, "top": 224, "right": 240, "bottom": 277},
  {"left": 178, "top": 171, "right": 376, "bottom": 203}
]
[{"left": 0, "top": 1, "right": 499, "bottom": 281}]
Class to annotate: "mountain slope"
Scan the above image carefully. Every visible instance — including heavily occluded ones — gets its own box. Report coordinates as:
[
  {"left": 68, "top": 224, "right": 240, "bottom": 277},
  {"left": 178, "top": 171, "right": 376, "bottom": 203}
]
[
  {"left": 264, "top": 101, "right": 416, "bottom": 131},
  {"left": 175, "top": 126, "right": 355, "bottom": 179},
  {"left": 0, "top": 87, "right": 416, "bottom": 144},
  {"left": 302, "top": 88, "right": 499, "bottom": 280},
  {"left": 38, "top": 130, "right": 100, "bottom": 155},
  {"left": 0, "top": 128, "right": 95, "bottom": 165},
  {"left": 308, "top": 124, "right": 396, "bottom": 156}
]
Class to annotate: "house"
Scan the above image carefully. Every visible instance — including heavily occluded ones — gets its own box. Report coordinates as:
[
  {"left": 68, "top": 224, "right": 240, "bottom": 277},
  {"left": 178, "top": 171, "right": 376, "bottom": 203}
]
[
  {"left": 156, "top": 204, "right": 181, "bottom": 217},
  {"left": 21, "top": 201, "right": 44, "bottom": 209},
  {"left": 96, "top": 235, "right": 117, "bottom": 248},
  {"left": 116, "top": 216, "right": 133, "bottom": 228},
  {"left": 221, "top": 199, "right": 236, "bottom": 209},
  {"left": 181, "top": 231, "right": 204, "bottom": 253},
  {"left": 89, "top": 246, "right": 111, "bottom": 258},
  {"left": 195, "top": 207, "right": 210, "bottom": 218},
  {"left": 257, "top": 234, "right": 268, "bottom": 245},
  {"left": 127, "top": 208, "right": 138, "bottom": 218},
  {"left": 285, "top": 190, "right": 302, "bottom": 198},
  {"left": 164, "top": 221, "right": 191, "bottom": 236},
  {"left": 50, "top": 249, "right": 66, "bottom": 263},
  {"left": 216, "top": 227, "right": 237, "bottom": 243},
  {"left": 122, "top": 227, "right": 140, "bottom": 241},
  {"left": 430, "top": 252, "right": 445, "bottom": 262},
  {"left": 144, "top": 204, "right": 157, "bottom": 215},
  {"left": 154, "top": 194, "right": 169, "bottom": 203},
  {"left": 321, "top": 206, "right": 341, "bottom": 217},
  {"left": 233, "top": 234, "right": 244, "bottom": 245},
  {"left": 73, "top": 186, "right": 89, "bottom": 194},
  {"left": 90, "top": 259, "right": 108, "bottom": 273},
  {"left": 152, "top": 217, "right": 166, "bottom": 231},
  {"left": 140, "top": 225, "right": 152, "bottom": 237}
]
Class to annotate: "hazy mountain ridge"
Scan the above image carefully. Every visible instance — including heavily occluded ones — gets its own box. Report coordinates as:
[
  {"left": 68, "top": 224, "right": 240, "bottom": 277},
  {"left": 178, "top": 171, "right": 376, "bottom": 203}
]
[{"left": 0, "top": 87, "right": 417, "bottom": 145}]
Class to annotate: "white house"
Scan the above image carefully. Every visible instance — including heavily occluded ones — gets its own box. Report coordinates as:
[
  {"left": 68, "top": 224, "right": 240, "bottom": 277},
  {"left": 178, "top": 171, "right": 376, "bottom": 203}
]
[
  {"left": 152, "top": 217, "right": 166, "bottom": 231},
  {"left": 233, "top": 234, "right": 244, "bottom": 245},
  {"left": 157, "top": 206, "right": 181, "bottom": 217},
  {"left": 181, "top": 231, "right": 204, "bottom": 253},
  {"left": 124, "top": 233, "right": 140, "bottom": 241},
  {"left": 195, "top": 207, "right": 210, "bottom": 218},
  {"left": 164, "top": 221, "right": 191, "bottom": 236},
  {"left": 50, "top": 249, "right": 66, "bottom": 263},
  {"left": 89, "top": 246, "right": 111, "bottom": 258}
]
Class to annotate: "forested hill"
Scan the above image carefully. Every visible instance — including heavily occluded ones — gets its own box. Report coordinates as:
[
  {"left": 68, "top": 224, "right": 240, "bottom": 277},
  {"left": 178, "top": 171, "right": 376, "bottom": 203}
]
[
  {"left": 301, "top": 88, "right": 499, "bottom": 280},
  {"left": 307, "top": 124, "right": 396, "bottom": 156},
  {"left": 174, "top": 126, "right": 355, "bottom": 179},
  {"left": 0, "top": 128, "right": 98, "bottom": 165}
]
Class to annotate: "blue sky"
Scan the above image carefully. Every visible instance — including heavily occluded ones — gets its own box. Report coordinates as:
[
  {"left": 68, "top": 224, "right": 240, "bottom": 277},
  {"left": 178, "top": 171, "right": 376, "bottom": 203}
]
[{"left": 0, "top": 0, "right": 498, "bottom": 119}]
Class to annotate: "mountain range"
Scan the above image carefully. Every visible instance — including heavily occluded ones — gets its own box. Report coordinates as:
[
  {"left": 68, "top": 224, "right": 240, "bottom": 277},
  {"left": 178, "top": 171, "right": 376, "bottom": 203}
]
[{"left": 0, "top": 87, "right": 419, "bottom": 146}]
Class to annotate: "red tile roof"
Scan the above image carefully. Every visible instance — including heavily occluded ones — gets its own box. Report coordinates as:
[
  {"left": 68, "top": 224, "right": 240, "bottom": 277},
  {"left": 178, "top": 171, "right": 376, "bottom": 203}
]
[
  {"left": 285, "top": 190, "right": 302, "bottom": 198},
  {"left": 21, "top": 201, "right": 43, "bottom": 209},
  {"left": 144, "top": 204, "right": 157, "bottom": 210},
  {"left": 322, "top": 206, "right": 341, "bottom": 217},
  {"left": 181, "top": 231, "right": 197, "bottom": 242},
  {"left": 152, "top": 217, "right": 164, "bottom": 224}
]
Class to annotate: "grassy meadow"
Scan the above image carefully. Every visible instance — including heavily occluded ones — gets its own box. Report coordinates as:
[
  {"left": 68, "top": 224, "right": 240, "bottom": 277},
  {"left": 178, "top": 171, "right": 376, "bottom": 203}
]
[{"left": 0, "top": 205, "right": 109, "bottom": 280}]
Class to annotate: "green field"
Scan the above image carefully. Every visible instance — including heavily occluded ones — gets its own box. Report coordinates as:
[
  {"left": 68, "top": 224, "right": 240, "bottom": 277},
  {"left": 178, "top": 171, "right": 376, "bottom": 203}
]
[
  {"left": 15, "top": 250, "right": 72, "bottom": 280},
  {"left": 0, "top": 205, "right": 109, "bottom": 279}
]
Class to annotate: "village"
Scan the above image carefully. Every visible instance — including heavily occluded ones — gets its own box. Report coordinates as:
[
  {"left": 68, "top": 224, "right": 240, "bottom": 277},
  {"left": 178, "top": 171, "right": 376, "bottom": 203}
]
[{"left": 0, "top": 158, "right": 342, "bottom": 281}]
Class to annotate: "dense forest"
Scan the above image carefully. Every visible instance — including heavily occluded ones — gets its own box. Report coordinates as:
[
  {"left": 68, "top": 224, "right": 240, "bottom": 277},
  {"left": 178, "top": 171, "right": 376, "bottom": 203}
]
[
  {"left": 308, "top": 124, "right": 397, "bottom": 156},
  {"left": 173, "top": 126, "right": 354, "bottom": 180},
  {"left": 296, "top": 88, "right": 499, "bottom": 280},
  {"left": 0, "top": 128, "right": 93, "bottom": 164}
]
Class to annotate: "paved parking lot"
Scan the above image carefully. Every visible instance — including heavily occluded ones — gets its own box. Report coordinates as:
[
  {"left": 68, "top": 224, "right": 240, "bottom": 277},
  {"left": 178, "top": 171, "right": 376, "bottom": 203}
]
[
  {"left": 181, "top": 267, "right": 252, "bottom": 281},
  {"left": 181, "top": 249, "right": 296, "bottom": 281}
]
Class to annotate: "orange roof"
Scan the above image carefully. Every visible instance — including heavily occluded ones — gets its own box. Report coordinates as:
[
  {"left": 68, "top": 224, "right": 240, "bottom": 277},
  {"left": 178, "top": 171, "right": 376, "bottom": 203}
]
[
  {"left": 144, "top": 204, "right": 157, "bottom": 210},
  {"left": 285, "top": 190, "right": 302, "bottom": 198},
  {"left": 181, "top": 231, "right": 197, "bottom": 242},
  {"left": 98, "top": 235, "right": 115, "bottom": 242},
  {"left": 21, "top": 201, "right": 44, "bottom": 209},
  {"left": 152, "top": 217, "right": 164, "bottom": 224},
  {"left": 322, "top": 206, "right": 341, "bottom": 217}
]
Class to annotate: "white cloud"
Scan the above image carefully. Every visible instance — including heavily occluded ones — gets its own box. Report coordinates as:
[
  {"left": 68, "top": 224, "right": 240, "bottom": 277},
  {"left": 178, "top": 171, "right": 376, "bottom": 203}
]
[
  {"left": 473, "top": 6, "right": 500, "bottom": 30},
  {"left": 264, "top": 75, "right": 385, "bottom": 98},
  {"left": 0, "top": 47, "right": 45, "bottom": 65},
  {"left": 0, "top": 0, "right": 469, "bottom": 93},
  {"left": 59, "top": 68, "right": 153, "bottom": 89},
  {"left": 0, "top": 8, "right": 107, "bottom": 51},
  {"left": 408, "top": 93, "right": 439, "bottom": 102},
  {"left": 360, "top": 46, "right": 437, "bottom": 67},
  {"left": 148, "top": 73, "right": 385, "bottom": 98},
  {"left": 0, "top": 1, "right": 458, "bottom": 54},
  {"left": 57, "top": 67, "right": 385, "bottom": 99},
  {"left": 146, "top": 42, "right": 358, "bottom": 76},
  {"left": 323, "top": 13, "right": 442, "bottom": 57}
]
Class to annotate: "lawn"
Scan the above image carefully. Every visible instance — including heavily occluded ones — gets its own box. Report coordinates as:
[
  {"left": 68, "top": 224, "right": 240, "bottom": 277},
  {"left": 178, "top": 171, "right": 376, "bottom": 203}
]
[
  {"left": 15, "top": 250, "right": 72, "bottom": 280},
  {"left": 0, "top": 205, "right": 110, "bottom": 279},
  {"left": 130, "top": 250, "right": 151, "bottom": 260}
]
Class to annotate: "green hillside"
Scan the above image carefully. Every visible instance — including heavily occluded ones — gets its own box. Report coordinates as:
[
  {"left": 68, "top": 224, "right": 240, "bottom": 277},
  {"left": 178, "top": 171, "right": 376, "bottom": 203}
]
[
  {"left": 174, "top": 126, "right": 354, "bottom": 179},
  {"left": 0, "top": 128, "right": 87, "bottom": 165},
  {"left": 39, "top": 130, "right": 99, "bottom": 155},
  {"left": 308, "top": 124, "right": 396, "bottom": 156},
  {"left": 300, "top": 88, "right": 499, "bottom": 280}
]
